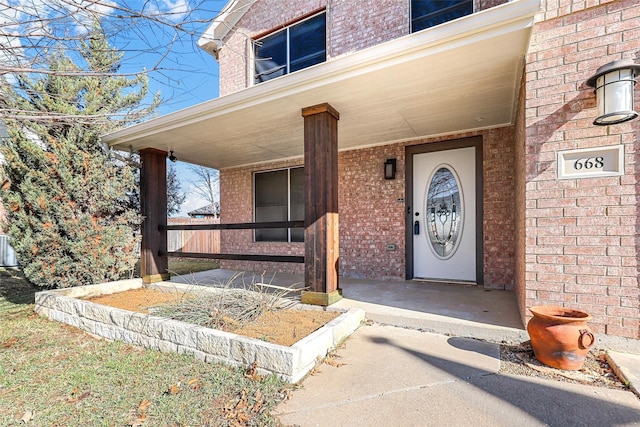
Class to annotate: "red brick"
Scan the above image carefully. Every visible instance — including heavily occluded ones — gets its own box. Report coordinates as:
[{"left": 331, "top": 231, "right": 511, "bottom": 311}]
[
  {"left": 212, "top": 0, "right": 640, "bottom": 341},
  {"left": 564, "top": 265, "right": 607, "bottom": 276},
  {"left": 576, "top": 294, "right": 620, "bottom": 306}
]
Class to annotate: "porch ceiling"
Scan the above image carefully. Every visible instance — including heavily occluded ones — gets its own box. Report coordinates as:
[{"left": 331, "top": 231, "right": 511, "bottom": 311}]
[{"left": 103, "top": 0, "right": 540, "bottom": 170}]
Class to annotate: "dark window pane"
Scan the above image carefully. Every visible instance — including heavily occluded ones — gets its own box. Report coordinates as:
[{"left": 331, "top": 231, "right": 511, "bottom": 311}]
[
  {"left": 290, "top": 167, "right": 305, "bottom": 242},
  {"left": 255, "top": 170, "right": 288, "bottom": 241},
  {"left": 289, "top": 13, "right": 326, "bottom": 73},
  {"left": 255, "top": 30, "right": 287, "bottom": 83},
  {"left": 412, "top": 0, "right": 473, "bottom": 33},
  {"left": 254, "top": 12, "right": 326, "bottom": 84}
]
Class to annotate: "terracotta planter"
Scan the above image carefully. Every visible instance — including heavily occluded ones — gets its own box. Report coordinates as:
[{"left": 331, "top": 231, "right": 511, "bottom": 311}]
[{"left": 527, "top": 306, "right": 595, "bottom": 371}]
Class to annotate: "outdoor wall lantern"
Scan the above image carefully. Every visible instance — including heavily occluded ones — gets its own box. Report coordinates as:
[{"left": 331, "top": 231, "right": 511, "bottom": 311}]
[
  {"left": 586, "top": 59, "right": 640, "bottom": 126},
  {"left": 169, "top": 150, "right": 177, "bottom": 162},
  {"left": 384, "top": 158, "right": 397, "bottom": 180}
]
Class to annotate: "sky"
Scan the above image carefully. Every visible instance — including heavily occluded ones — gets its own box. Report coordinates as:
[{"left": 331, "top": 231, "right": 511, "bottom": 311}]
[
  {"left": 113, "top": 0, "right": 230, "bottom": 217},
  {"left": 1, "top": 0, "right": 230, "bottom": 216}
]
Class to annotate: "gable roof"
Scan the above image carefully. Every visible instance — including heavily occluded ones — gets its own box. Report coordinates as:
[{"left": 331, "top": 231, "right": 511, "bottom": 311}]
[
  {"left": 188, "top": 203, "right": 220, "bottom": 217},
  {"left": 198, "top": 0, "right": 253, "bottom": 59}
]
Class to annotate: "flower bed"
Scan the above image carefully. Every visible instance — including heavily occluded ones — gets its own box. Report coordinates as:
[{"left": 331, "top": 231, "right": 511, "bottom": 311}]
[{"left": 34, "top": 279, "right": 364, "bottom": 383}]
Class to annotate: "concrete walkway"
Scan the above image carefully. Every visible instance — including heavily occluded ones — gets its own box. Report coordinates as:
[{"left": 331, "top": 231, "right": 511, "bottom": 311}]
[
  {"left": 275, "top": 324, "right": 640, "bottom": 426},
  {"left": 171, "top": 269, "right": 640, "bottom": 424}
]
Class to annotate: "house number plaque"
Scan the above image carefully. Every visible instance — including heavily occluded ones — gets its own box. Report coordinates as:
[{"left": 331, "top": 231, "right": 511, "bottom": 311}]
[{"left": 557, "top": 146, "right": 623, "bottom": 179}]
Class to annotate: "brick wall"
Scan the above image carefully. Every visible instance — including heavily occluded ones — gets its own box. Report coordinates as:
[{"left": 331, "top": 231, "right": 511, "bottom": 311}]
[
  {"left": 525, "top": 0, "right": 640, "bottom": 338},
  {"left": 328, "top": 0, "right": 408, "bottom": 58},
  {"left": 338, "top": 144, "right": 406, "bottom": 280},
  {"left": 482, "top": 126, "right": 517, "bottom": 289},
  {"left": 514, "top": 68, "right": 528, "bottom": 324},
  {"left": 219, "top": 126, "right": 516, "bottom": 288},
  {"left": 218, "top": 0, "right": 508, "bottom": 95}
]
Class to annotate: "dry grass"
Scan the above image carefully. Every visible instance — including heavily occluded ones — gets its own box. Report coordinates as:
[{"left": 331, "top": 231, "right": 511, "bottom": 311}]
[
  {"left": 150, "top": 272, "right": 302, "bottom": 330},
  {"left": 0, "top": 266, "right": 293, "bottom": 426}
]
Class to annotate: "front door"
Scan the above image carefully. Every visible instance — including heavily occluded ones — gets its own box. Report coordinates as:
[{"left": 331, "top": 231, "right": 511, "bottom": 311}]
[{"left": 412, "top": 146, "right": 476, "bottom": 282}]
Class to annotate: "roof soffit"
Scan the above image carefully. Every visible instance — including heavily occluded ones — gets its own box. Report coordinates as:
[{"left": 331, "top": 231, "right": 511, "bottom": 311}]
[
  {"left": 198, "top": 0, "right": 254, "bottom": 58},
  {"left": 105, "top": 0, "right": 540, "bottom": 170}
]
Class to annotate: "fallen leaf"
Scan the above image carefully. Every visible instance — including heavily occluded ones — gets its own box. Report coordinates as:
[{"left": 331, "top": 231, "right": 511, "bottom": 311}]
[
  {"left": 236, "top": 389, "right": 248, "bottom": 411},
  {"left": 280, "top": 388, "right": 293, "bottom": 401},
  {"left": 1, "top": 337, "right": 18, "bottom": 349},
  {"left": 129, "top": 399, "right": 151, "bottom": 426},
  {"left": 324, "top": 357, "right": 346, "bottom": 368},
  {"left": 252, "top": 389, "right": 263, "bottom": 412},
  {"left": 21, "top": 410, "right": 34, "bottom": 423},
  {"left": 67, "top": 387, "right": 91, "bottom": 403},
  {"left": 138, "top": 400, "right": 151, "bottom": 413},
  {"left": 244, "top": 362, "right": 258, "bottom": 380},
  {"left": 244, "top": 362, "right": 263, "bottom": 381},
  {"left": 164, "top": 382, "right": 181, "bottom": 395},
  {"left": 187, "top": 378, "right": 201, "bottom": 391},
  {"left": 129, "top": 414, "right": 146, "bottom": 427}
]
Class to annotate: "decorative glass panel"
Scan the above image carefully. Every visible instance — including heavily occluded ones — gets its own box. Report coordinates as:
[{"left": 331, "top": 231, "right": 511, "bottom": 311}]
[{"left": 425, "top": 166, "right": 462, "bottom": 258}]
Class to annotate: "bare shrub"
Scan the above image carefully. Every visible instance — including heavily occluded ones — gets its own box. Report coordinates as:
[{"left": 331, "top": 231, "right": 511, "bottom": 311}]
[{"left": 151, "top": 272, "right": 304, "bottom": 330}]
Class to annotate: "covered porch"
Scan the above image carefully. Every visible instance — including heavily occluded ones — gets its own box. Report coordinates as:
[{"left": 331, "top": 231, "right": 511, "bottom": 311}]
[
  {"left": 102, "top": 0, "right": 540, "bottom": 307},
  {"left": 170, "top": 268, "right": 527, "bottom": 342}
]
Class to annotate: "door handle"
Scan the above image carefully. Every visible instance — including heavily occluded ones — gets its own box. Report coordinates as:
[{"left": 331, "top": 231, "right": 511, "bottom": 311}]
[{"left": 414, "top": 220, "right": 420, "bottom": 235}]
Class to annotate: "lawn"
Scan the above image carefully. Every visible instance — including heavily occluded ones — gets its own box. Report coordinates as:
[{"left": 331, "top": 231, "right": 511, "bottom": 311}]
[
  {"left": 129, "top": 258, "right": 221, "bottom": 278},
  {"left": 0, "top": 262, "right": 293, "bottom": 426}
]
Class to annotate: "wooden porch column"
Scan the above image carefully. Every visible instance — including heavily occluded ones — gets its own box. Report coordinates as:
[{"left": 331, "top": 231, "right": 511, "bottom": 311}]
[
  {"left": 139, "top": 148, "right": 169, "bottom": 284},
  {"left": 301, "top": 103, "right": 342, "bottom": 306}
]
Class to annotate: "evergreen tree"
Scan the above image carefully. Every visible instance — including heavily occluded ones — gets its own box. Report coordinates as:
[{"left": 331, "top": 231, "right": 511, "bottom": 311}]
[
  {"left": 0, "top": 21, "right": 157, "bottom": 288},
  {"left": 167, "top": 164, "right": 186, "bottom": 216}
]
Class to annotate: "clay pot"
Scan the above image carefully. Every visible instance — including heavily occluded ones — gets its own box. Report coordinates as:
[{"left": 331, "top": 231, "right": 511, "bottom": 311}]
[{"left": 527, "top": 306, "right": 595, "bottom": 371}]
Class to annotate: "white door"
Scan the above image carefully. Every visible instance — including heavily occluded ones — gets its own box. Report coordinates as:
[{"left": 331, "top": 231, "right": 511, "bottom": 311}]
[{"left": 413, "top": 147, "right": 476, "bottom": 282}]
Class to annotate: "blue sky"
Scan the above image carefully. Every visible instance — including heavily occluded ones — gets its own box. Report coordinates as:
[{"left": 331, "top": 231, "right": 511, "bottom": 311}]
[
  {"left": 114, "top": 0, "right": 229, "bottom": 216},
  {"left": 1, "top": 0, "right": 230, "bottom": 216}
]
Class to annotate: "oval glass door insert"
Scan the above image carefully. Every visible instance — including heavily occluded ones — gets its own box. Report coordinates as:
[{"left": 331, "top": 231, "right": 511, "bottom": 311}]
[{"left": 425, "top": 165, "right": 463, "bottom": 259}]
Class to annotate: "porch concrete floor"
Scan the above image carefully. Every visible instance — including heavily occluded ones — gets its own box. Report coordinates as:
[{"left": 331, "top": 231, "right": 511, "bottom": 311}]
[{"left": 170, "top": 269, "right": 528, "bottom": 344}]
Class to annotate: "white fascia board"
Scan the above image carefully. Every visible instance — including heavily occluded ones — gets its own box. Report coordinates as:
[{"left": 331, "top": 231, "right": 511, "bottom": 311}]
[
  {"left": 104, "top": 0, "right": 540, "bottom": 146},
  {"left": 197, "top": 0, "right": 255, "bottom": 59}
]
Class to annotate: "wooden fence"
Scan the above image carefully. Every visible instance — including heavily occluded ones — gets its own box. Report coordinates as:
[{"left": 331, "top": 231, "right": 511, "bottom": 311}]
[{"left": 167, "top": 217, "right": 220, "bottom": 254}]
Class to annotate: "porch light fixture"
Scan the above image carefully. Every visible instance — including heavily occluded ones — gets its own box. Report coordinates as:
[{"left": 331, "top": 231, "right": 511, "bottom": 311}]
[
  {"left": 169, "top": 150, "right": 177, "bottom": 162},
  {"left": 586, "top": 59, "right": 640, "bottom": 126},
  {"left": 384, "top": 158, "right": 397, "bottom": 180}
]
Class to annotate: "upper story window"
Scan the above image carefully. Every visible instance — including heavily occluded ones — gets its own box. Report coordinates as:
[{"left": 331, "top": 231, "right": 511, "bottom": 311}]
[
  {"left": 411, "top": 0, "right": 473, "bottom": 33},
  {"left": 254, "top": 12, "right": 326, "bottom": 84},
  {"left": 254, "top": 167, "right": 304, "bottom": 242}
]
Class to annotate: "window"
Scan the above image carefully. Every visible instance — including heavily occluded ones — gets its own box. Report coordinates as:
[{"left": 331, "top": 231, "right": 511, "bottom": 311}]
[
  {"left": 411, "top": 0, "right": 473, "bottom": 33},
  {"left": 254, "top": 167, "right": 304, "bottom": 242},
  {"left": 254, "top": 12, "right": 326, "bottom": 84}
]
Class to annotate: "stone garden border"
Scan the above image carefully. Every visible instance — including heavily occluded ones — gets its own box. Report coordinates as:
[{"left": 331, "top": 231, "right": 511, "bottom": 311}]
[{"left": 34, "top": 278, "right": 364, "bottom": 383}]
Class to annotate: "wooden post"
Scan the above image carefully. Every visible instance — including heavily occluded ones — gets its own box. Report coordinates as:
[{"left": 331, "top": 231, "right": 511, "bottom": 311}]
[
  {"left": 301, "top": 103, "right": 341, "bottom": 306},
  {"left": 140, "top": 148, "right": 169, "bottom": 283}
]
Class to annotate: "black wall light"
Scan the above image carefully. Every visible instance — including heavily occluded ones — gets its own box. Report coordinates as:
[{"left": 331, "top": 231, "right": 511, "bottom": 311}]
[
  {"left": 586, "top": 59, "right": 640, "bottom": 126},
  {"left": 169, "top": 150, "right": 177, "bottom": 162},
  {"left": 384, "top": 158, "right": 397, "bottom": 180}
]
